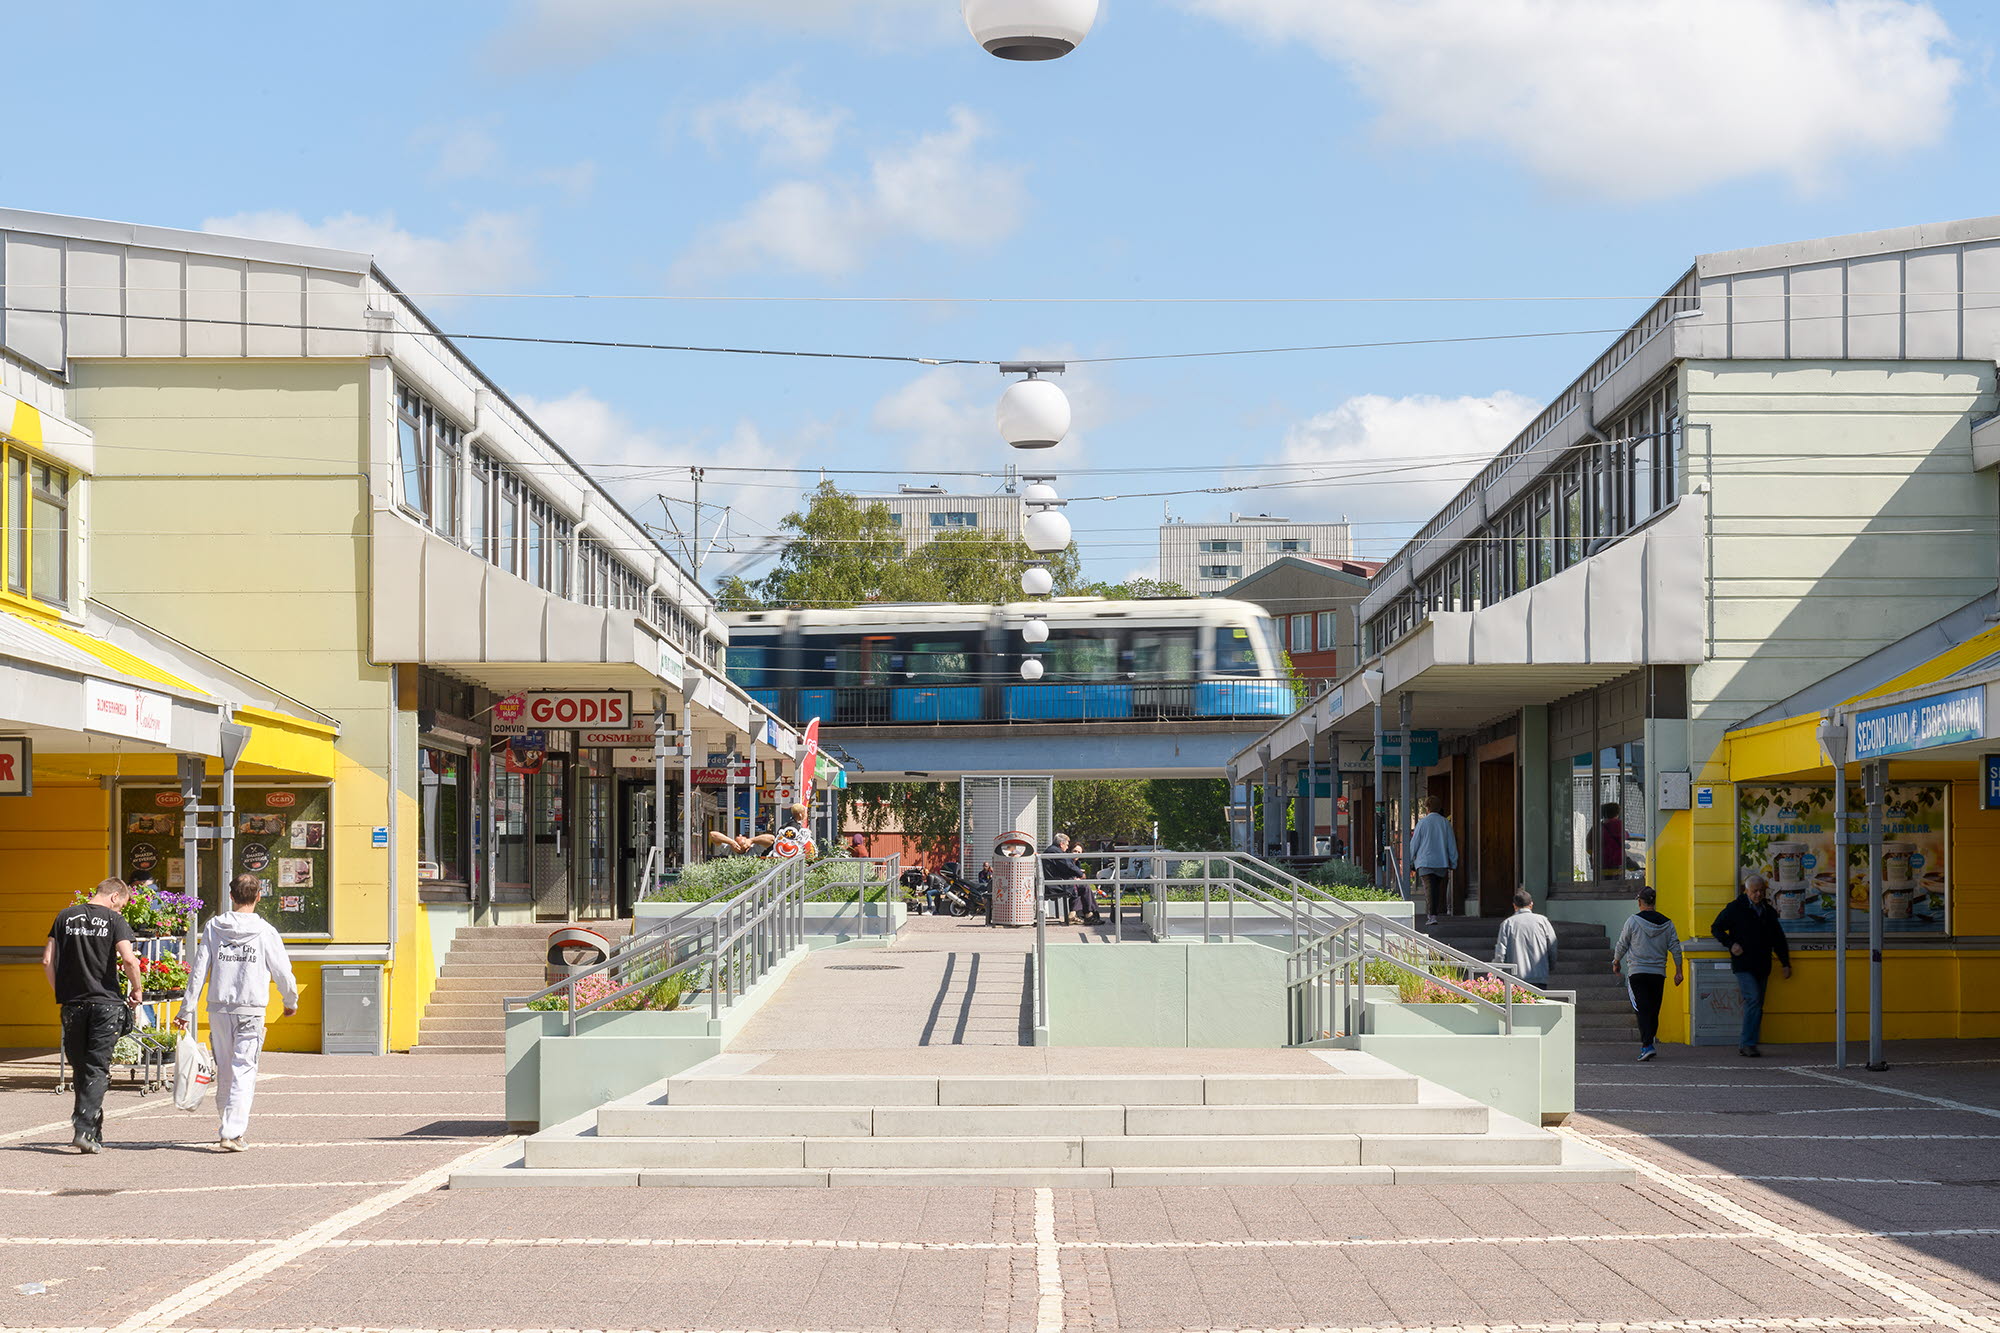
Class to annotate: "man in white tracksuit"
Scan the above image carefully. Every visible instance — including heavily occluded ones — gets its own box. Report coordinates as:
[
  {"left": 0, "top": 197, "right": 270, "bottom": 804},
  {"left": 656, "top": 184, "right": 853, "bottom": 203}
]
[{"left": 175, "top": 874, "right": 299, "bottom": 1151}]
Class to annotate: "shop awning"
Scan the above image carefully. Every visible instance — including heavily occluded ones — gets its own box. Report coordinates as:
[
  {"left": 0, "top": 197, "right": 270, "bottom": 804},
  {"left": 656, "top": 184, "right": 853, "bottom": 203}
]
[
  {"left": 0, "top": 602, "right": 337, "bottom": 769},
  {"left": 1729, "top": 594, "right": 2000, "bottom": 775}
]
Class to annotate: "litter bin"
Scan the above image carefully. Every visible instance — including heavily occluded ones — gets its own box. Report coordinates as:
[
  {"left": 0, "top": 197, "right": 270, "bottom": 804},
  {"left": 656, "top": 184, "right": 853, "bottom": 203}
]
[
  {"left": 546, "top": 926, "right": 612, "bottom": 988},
  {"left": 989, "top": 831, "right": 1038, "bottom": 927}
]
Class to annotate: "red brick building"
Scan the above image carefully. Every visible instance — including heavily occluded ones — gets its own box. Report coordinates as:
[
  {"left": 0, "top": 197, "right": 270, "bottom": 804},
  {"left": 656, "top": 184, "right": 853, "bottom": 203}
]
[{"left": 1225, "top": 556, "right": 1379, "bottom": 683}]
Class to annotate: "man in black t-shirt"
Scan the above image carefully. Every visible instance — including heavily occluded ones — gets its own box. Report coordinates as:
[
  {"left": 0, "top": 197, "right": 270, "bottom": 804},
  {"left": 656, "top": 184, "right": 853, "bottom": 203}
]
[{"left": 43, "top": 879, "right": 141, "bottom": 1153}]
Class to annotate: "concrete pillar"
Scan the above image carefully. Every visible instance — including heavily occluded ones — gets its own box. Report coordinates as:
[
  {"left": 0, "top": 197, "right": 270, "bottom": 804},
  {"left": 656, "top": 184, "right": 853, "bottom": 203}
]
[{"left": 1519, "top": 705, "right": 1549, "bottom": 894}]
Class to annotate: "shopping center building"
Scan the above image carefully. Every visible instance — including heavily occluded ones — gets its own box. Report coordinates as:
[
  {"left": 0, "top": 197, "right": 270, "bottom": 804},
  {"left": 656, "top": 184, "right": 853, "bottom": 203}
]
[
  {"left": 0, "top": 208, "right": 810, "bottom": 1052},
  {"left": 1233, "top": 215, "right": 2000, "bottom": 1044}
]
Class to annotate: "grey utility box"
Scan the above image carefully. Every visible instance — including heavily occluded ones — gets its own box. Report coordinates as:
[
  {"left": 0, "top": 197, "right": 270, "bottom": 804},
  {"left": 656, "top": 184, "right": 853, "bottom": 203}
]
[
  {"left": 321, "top": 964, "right": 384, "bottom": 1055},
  {"left": 1689, "top": 958, "right": 1746, "bottom": 1046}
]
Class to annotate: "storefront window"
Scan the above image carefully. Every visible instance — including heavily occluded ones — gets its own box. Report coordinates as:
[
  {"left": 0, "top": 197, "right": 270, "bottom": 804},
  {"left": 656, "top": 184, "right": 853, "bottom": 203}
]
[
  {"left": 6, "top": 455, "right": 24, "bottom": 596},
  {"left": 31, "top": 463, "right": 67, "bottom": 605},
  {"left": 419, "top": 747, "right": 468, "bottom": 886},
  {"left": 494, "top": 770, "right": 530, "bottom": 899},
  {"left": 1551, "top": 742, "right": 1646, "bottom": 885},
  {"left": 118, "top": 783, "right": 332, "bottom": 935}
]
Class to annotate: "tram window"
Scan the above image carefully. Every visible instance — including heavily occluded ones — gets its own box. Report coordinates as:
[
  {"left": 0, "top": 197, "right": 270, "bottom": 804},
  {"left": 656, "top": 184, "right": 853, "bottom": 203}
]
[
  {"left": 727, "top": 643, "right": 772, "bottom": 688},
  {"left": 1042, "top": 631, "right": 1118, "bottom": 680},
  {"left": 1214, "top": 626, "right": 1259, "bottom": 676},
  {"left": 906, "top": 639, "right": 970, "bottom": 684},
  {"left": 1130, "top": 629, "right": 1195, "bottom": 680}
]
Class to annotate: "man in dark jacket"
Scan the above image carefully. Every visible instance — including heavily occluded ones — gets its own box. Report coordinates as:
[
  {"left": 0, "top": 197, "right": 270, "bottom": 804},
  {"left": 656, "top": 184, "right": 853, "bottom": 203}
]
[
  {"left": 1711, "top": 873, "right": 1792, "bottom": 1057},
  {"left": 1043, "top": 833, "right": 1083, "bottom": 924}
]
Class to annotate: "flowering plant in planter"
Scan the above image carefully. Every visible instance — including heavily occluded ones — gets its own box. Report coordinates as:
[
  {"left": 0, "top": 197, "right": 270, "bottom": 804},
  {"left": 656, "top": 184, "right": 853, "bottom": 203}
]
[
  {"left": 76, "top": 884, "right": 202, "bottom": 936},
  {"left": 126, "top": 955, "right": 190, "bottom": 1000}
]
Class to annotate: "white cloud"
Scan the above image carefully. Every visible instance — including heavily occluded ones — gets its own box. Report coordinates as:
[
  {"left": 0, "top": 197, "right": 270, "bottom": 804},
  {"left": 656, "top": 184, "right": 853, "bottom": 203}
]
[
  {"left": 200, "top": 210, "right": 538, "bottom": 294},
  {"left": 674, "top": 108, "right": 1025, "bottom": 281},
  {"left": 489, "top": 0, "right": 953, "bottom": 69},
  {"left": 517, "top": 388, "right": 826, "bottom": 562},
  {"left": 1277, "top": 390, "right": 1541, "bottom": 526},
  {"left": 1178, "top": 0, "right": 1960, "bottom": 199},
  {"left": 690, "top": 79, "right": 849, "bottom": 168}
]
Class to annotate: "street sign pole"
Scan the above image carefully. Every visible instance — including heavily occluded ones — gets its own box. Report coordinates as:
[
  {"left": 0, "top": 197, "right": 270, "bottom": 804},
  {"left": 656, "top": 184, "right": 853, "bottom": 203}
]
[
  {"left": 1819, "top": 714, "right": 1850, "bottom": 1070},
  {"left": 1398, "top": 691, "right": 1414, "bottom": 903},
  {"left": 1866, "top": 759, "right": 1888, "bottom": 1071}
]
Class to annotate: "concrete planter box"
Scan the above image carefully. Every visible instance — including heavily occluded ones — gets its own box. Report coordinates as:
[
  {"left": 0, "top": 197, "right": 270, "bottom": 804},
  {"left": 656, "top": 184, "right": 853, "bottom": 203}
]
[
  {"left": 1045, "top": 941, "right": 1287, "bottom": 1049},
  {"left": 1359, "top": 998, "right": 1574, "bottom": 1126},
  {"left": 504, "top": 945, "right": 813, "bottom": 1130}
]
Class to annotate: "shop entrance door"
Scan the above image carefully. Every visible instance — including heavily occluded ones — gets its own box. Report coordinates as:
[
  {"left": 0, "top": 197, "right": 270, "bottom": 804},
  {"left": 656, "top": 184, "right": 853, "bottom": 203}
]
[
  {"left": 620, "top": 782, "right": 657, "bottom": 915},
  {"left": 1478, "top": 757, "right": 1515, "bottom": 918},
  {"left": 576, "top": 773, "right": 614, "bottom": 921},
  {"left": 531, "top": 758, "right": 572, "bottom": 922}
]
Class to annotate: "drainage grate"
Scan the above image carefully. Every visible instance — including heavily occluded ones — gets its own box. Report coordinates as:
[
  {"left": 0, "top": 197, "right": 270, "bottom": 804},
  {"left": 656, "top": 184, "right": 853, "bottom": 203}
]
[{"left": 827, "top": 964, "right": 903, "bottom": 971}]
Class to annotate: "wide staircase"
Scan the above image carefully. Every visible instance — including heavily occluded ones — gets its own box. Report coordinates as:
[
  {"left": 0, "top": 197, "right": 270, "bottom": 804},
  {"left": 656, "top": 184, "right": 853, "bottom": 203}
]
[
  {"left": 1420, "top": 915, "right": 1630, "bottom": 1045},
  {"left": 455, "top": 1047, "right": 1630, "bottom": 1187},
  {"left": 413, "top": 920, "right": 633, "bottom": 1056}
]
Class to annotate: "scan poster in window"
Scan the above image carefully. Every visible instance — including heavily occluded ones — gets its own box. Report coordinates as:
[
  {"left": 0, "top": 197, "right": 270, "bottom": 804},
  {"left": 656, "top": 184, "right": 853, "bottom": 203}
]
[{"left": 1735, "top": 783, "right": 1947, "bottom": 936}]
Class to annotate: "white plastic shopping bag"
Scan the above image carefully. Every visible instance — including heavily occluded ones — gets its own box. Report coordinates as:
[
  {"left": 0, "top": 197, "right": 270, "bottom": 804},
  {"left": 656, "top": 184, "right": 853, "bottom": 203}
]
[{"left": 173, "top": 1033, "right": 216, "bottom": 1111}]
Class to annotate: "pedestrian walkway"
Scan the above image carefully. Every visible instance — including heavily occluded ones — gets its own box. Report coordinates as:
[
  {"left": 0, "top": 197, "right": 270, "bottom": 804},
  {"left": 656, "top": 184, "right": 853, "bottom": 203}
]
[
  {"left": 11, "top": 1038, "right": 2000, "bottom": 1330},
  {"left": 731, "top": 912, "right": 1116, "bottom": 1050}
]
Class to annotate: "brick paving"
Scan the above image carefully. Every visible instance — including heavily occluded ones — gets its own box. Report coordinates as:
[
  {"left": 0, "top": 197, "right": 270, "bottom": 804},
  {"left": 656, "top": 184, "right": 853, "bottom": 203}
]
[{"left": 5, "top": 1038, "right": 2000, "bottom": 1331}]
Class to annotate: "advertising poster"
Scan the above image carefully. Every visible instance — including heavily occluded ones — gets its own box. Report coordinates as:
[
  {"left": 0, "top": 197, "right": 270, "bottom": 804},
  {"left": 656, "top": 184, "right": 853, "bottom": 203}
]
[
  {"left": 1735, "top": 783, "right": 1948, "bottom": 935},
  {"left": 118, "top": 784, "right": 332, "bottom": 936}
]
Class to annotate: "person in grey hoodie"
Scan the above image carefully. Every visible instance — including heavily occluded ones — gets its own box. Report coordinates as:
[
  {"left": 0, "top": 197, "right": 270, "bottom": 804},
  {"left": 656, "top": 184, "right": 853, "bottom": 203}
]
[
  {"left": 1492, "top": 890, "right": 1558, "bottom": 986},
  {"left": 1611, "top": 886, "right": 1683, "bottom": 1061},
  {"left": 174, "top": 874, "right": 299, "bottom": 1151}
]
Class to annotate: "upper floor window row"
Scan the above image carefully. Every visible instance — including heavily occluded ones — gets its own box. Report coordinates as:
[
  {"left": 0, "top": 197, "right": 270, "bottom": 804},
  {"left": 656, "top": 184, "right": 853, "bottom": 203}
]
[
  {"left": 1363, "top": 377, "right": 1682, "bottom": 657},
  {"left": 1198, "top": 539, "right": 1242, "bottom": 554},
  {"left": 1269, "top": 539, "right": 1310, "bottom": 553},
  {"left": 1198, "top": 564, "right": 1242, "bottom": 580},
  {"left": 931, "top": 511, "right": 978, "bottom": 528},
  {"left": 394, "top": 381, "right": 709, "bottom": 660}
]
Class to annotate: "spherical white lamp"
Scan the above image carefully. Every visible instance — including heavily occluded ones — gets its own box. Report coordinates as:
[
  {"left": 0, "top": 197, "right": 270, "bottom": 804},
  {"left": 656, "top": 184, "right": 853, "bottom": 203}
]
[
  {"left": 1020, "top": 565, "right": 1054, "bottom": 596},
  {"left": 1022, "top": 618, "right": 1049, "bottom": 644},
  {"left": 1021, "top": 481, "right": 1060, "bottom": 506},
  {"left": 962, "top": 0, "right": 1099, "bottom": 61},
  {"left": 1023, "top": 508, "right": 1072, "bottom": 554},
  {"left": 997, "top": 377, "right": 1071, "bottom": 450},
  {"left": 1020, "top": 658, "right": 1045, "bottom": 680}
]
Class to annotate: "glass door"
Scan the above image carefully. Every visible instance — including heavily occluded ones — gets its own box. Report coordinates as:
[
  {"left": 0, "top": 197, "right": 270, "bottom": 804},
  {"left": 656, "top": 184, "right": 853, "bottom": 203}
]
[
  {"left": 577, "top": 773, "right": 613, "bottom": 919},
  {"left": 531, "top": 758, "right": 571, "bottom": 922}
]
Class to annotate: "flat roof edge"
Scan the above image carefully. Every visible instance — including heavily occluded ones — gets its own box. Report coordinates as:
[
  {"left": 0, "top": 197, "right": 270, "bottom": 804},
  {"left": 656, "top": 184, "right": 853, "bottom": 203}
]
[
  {"left": 1698, "top": 214, "right": 2000, "bottom": 279},
  {"left": 0, "top": 207, "right": 372, "bottom": 274}
]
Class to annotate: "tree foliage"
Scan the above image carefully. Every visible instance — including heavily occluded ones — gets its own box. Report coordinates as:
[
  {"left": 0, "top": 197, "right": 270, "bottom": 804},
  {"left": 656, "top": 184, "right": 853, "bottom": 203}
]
[
  {"left": 724, "top": 481, "right": 1084, "bottom": 610},
  {"left": 1146, "top": 778, "right": 1233, "bottom": 851},
  {"left": 1054, "top": 780, "right": 1155, "bottom": 845},
  {"left": 1077, "top": 576, "right": 1190, "bottom": 600}
]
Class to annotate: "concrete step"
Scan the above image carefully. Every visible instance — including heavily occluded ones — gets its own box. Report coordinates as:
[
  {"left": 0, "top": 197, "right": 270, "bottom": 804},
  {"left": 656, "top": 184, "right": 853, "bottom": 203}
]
[
  {"left": 409, "top": 1043, "right": 504, "bottom": 1056},
  {"left": 599, "top": 1100, "right": 1489, "bottom": 1140},
  {"left": 441, "top": 963, "right": 551, "bottom": 979},
  {"left": 418, "top": 1016, "right": 507, "bottom": 1033},
  {"left": 419, "top": 1003, "right": 507, "bottom": 1019},
  {"left": 655, "top": 1072, "right": 1421, "bottom": 1108},
  {"left": 402, "top": 1020, "right": 504, "bottom": 1040}
]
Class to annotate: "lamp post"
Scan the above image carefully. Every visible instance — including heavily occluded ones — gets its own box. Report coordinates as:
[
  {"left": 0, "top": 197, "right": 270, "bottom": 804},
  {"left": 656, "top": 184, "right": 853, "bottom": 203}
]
[
  {"left": 962, "top": 0, "right": 1100, "bottom": 61},
  {"left": 1362, "top": 668, "right": 1386, "bottom": 890},
  {"left": 998, "top": 371, "right": 1074, "bottom": 683},
  {"left": 1818, "top": 715, "right": 1850, "bottom": 1069}
]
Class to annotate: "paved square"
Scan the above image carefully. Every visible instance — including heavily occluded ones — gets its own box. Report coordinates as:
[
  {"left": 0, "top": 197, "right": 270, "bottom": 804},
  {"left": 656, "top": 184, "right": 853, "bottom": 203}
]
[{"left": 6, "top": 1039, "right": 2000, "bottom": 1332}]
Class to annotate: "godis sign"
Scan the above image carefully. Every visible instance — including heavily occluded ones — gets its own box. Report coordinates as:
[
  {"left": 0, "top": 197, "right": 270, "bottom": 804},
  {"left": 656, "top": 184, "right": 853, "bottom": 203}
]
[{"left": 493, "top": 691, "right": 634, "bottom": 730}]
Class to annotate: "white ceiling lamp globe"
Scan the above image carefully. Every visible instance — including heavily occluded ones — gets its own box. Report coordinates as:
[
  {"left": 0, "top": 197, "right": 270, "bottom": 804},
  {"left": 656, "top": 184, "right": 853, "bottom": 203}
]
[
  {"left": 962, "top": 0, "right": 1099, "bottom": 61},
  {"left": 1022, "top": 618, "right": 1049, "bottom": 644},
  {"left": 997, "top": 377, "right": 1071, "bottom": 450},
  {"left": 1021, "top": 481, "right": 1060, "bottom": 506},
  {"left": 1020, "top": 658, "right": 1045, "bottom": 681},
  {"left": 1022, "top": 508, "right": 1072, "bottom": 554},
  {"left": 1020, "top": 565, "right": 1054, "bottom": 596}
]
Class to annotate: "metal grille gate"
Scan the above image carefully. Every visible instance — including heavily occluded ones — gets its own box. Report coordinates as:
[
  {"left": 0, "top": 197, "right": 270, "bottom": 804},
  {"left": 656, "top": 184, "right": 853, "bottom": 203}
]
[{"left": 959, "top": 775, "right": 1054, "bottom": 871}]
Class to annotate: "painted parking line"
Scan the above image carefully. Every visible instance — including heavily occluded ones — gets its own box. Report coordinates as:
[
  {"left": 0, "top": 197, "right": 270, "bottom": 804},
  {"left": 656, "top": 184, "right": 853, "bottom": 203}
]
[
  {"left": 1583, "top": 1132, "right": 2000, "bottom": 1141},
  {"left": 1586, "top": 1105, "right": 1903, "bottom": 1115},
  {"left": 0, "top": 1179, "right": 408, "bottom": 1198},
  {"left": 1562, "top": 1125, "right": 1999, "bottom": 1333}
]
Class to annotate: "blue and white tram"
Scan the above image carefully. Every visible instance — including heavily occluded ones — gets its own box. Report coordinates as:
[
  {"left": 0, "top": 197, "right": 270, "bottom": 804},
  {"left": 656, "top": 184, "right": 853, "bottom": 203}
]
[{"left": 723, "top": 598, "right": 1294, "bottom": 726}]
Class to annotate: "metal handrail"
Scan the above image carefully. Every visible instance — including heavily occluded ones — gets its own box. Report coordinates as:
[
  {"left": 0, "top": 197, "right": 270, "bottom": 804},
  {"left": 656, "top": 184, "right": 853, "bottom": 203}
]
[
  {"left": 1286, "top": 911, "right": 1575, "bottom": 1045},
  {"left": 507, "top": 853, "right": 812, "bottom": 1035}
]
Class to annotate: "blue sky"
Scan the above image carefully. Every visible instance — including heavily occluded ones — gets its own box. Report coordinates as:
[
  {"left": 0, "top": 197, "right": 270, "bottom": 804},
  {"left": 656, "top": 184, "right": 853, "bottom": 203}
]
[{"left": 10, "top": 0, "right": 1999, "bottom": 583}]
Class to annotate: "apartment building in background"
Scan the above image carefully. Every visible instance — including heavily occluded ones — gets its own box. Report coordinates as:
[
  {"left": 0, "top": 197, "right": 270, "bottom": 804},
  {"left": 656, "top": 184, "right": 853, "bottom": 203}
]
[
  {"left": 865, "top": 486, "right": 1025, "bottom": 553},
  {"left": 1159, "top": 513, "right": 1356, "bottom": 595}
]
